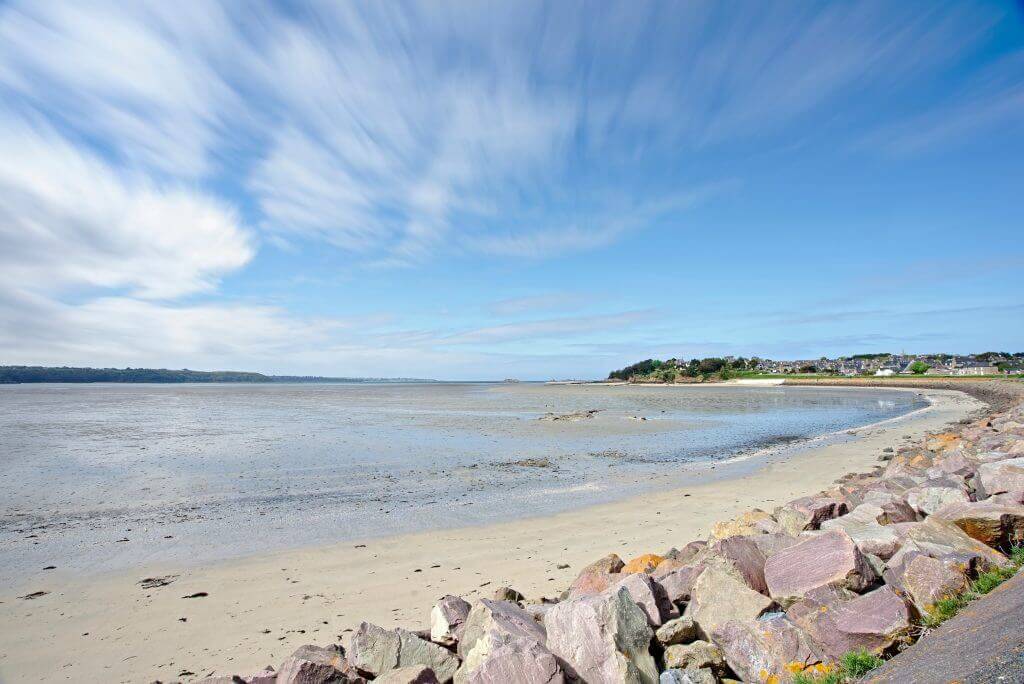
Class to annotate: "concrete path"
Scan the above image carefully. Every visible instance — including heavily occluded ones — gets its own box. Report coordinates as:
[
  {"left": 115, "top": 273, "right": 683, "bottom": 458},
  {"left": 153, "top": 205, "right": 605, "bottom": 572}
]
[{"left": 867, "top": 570, "right": 1024, "bottom": 683}]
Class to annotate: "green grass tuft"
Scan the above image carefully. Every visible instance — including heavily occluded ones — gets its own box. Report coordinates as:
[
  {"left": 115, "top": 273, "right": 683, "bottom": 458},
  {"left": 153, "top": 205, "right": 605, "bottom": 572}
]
[{"left": 840, "top": 649, "right": 885, "bottom": 678}]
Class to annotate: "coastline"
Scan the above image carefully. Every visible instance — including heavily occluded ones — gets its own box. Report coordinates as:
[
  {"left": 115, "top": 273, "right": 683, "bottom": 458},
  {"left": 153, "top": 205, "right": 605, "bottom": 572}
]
[{"left": 0, "top": 386, "right": 983, "bottom": 683}]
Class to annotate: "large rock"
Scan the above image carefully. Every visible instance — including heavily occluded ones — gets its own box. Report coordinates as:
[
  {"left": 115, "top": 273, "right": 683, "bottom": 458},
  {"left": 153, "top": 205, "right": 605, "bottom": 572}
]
[
  {"left": 905, "top": 485, "right": 970, "bottom": 517},
  {"left": 276, "top": 644, "right": 351, "bottom": 684},
  {"left": 710, "top": 535, "right": 769, "bottom": 594},
  {"left": 623, "top": 554, "right": 666, "bottom": 574},
  {"left": 763, "top": 530, "right": 878, "bottom": 607},
  {"left": 711, "top": 613, "right": 827, "bottom": 684},
  {"left": 895, "top": 517, "right": 1010, "bottom": 569},
  {"left": 932, "top": 499, "right": 1024, "bottom": 548},
  {"left": 774, "top": 496, "right": 848, "bottom": 536},
  {"left": 655, "top": 617, "right": 698, "bottom": 646},
  {"left": 545, "top": 586, "right": 659, "bottom": 684},
  {"left": 820, "top": 504, "right": 902, "bottom": 560},
  {"left": 886, "top": 552, "right": 969, "bottom": 615},
  {"left": 710, "top": 509, "right": 779, "bottom": 540},
  {"left": 611, "top": 572, "right": 672, "bottom": 627},
  {"left": 978, "top": 457, "right": 1024, "bottom": 497},
  {"left": 662, "top": 640, "right": 724, "bottom": 673},
  {"left": 568, "top": 570, "right": 624, "bottom": 598},
  {"left": 653, "top": 563, "right": 706, "bottom": 605},
  {"left": 458, "top": 599, "right": 546, "bottom": 660},
  {"left": 430, "top": 595, "right": 472, "bottom": 646},
  {"left": 455, "top": 635, "right": 563, "bottom": 684},
  {"left": 350, "top": 623, "right": 459, "bottom": 682},
  {"left": 786, "top": 585, "right": 912, "bottom": 659},
  {"left": 659, "top": 669, "right": 715, "bottom": 684},
  {"left": 860, "top": 491, "right": 918, "bottom": 524},
  {"left": 376, "top": 666, "right": 440, "bottom": 684},
  {"left": 581, "top": 553, "right": 626, "bottom": 574},
  {"left": 684, "top": 561, "right": 773, "bottom": 637}
]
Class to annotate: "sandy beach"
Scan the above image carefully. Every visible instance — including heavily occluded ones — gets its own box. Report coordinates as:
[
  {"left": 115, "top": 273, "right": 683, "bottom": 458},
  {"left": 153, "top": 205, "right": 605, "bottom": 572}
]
[{"left": 0, "top": 387, "right": 983, "bottom": 683}]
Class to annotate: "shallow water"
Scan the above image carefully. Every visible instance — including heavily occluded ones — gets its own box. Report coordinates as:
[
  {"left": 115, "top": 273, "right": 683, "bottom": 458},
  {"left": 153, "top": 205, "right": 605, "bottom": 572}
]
[{"left": 0, "top": 382, "right": 926, "bottom": 581}]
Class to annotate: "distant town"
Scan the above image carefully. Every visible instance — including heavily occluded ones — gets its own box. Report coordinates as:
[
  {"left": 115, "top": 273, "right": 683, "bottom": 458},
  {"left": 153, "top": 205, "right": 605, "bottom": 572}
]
[{"left": 608, "top": 352, "right": 1024, "bottom": 382}]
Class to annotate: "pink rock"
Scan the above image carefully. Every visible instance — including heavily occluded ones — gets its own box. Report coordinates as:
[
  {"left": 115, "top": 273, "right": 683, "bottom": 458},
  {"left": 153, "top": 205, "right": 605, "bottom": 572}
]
[
  {"left": 786, "top": 586, "right": 912, "bottom": 659},
  {"left": 685, "top": 561, "right": 774, "bottom": 637},
  {"left": 931, "top": 499, "right": 1024, "bottom": 549},
  {"left": 654, "top": 563, "right": 707, "bottom": 605},
  {"left": 904, "top": 486, "right": 969, "bottom": 517},
  {"left": 376, "top": 665, "right": 440, "bottom": 683},
  {"left": 458, "top": 599, "right": 546, "bottom": 661},
  {"left": 430, "top": 595, "right": 471, "bottom": 646},
  {"left": 820, "top": 505, "right": 901, "bottom": 560},
  {"left": 978, "top": 457, "right": 1024, "bottom": 497},
  {"left": 889, "top": 552, "right": 969, "bottom": 614},
  {"left": 568, "top": 571, "right": 624, "bottom": 599},
  {"left": 456, "top": 635, "right": 563, "bottom": 684},
  {"left": 895, "top": 518, "right": 1010, "bottom": 569},
  {"left": 710, "top": 535, "right": 769, "bottom": 594},
  {"left": 277, "top": 644, "right": 351, "bottom": 684},
  {"left": 774, "top": 496, "right": 848, "bottom": 536},
  {"left": 711, "top": 614, "right": 826, "bottom": 684},
  {"left": 763, "top": 530, "right": 879, "bottom": 607},
  {"left": 609, "top": 572, "right": 672, "bottom": 627}
]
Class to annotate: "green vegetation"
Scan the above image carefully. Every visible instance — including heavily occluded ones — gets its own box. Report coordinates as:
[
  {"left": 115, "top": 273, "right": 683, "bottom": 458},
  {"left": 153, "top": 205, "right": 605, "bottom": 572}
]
[
  {"left": 921, "top": 544, "right": 1024, "bottom": 629},
  {"left": 0, "top": 365, "right": 431, "bottom": 384},
  {"left": 792, "top": 649, "right": 885, "bottom": 683},
  {"left": 908, "top": 360, "right": 930, "bottom": 375},
  {"left": 607, "top": 356, "right": 758, "bottom": 382}
]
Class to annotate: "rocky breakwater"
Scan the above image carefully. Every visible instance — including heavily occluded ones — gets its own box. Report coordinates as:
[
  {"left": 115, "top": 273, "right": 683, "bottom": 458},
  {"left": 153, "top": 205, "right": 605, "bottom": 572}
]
[{"left": 192, "top": 387, "right": 1024, "bottom": 684}]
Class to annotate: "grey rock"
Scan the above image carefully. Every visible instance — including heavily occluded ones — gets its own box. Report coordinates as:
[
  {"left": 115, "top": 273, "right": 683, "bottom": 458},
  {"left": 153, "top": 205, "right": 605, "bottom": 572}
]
[
  {"left": 655, "top": 617, "right": 699, "bottom": 646},
  {"left": 350, "top": 622, "right": 459, "bottom": 683},
  {"left": 430, "top": 595, "right": 472, "bottom": 646}
]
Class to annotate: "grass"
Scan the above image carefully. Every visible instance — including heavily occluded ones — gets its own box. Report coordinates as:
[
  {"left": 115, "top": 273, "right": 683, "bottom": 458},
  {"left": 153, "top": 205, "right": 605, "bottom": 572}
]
[{"left": 792, "top": 649, "right": 885, "bottom": 683}]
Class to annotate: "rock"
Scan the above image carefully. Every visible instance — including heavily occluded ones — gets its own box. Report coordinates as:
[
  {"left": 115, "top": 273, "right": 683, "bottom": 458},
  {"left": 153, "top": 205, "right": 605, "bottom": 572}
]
[
  {"left": 247, "top": 666, "right": 277, "bottom": 684},
  {"left": 350, "top": 623, "right": 459, "bottom": 682},
  {"left": 545, "top": 586, "right": 659, "bottom": 684},
  {"left": 896, "top": 517, "right": 1009, "bottom": 569},
  {"left": 763, "top": 530, "right": 878, "bottom": 607},
  {"left": 820, "top": 505, "right": 902, "bottom": 560},
  {"left": 581, "top": 553, "right": 626, "bottom": 574},
  {"left": 623, "top": 554, "right": 666, "bottom": 574},
  {"left": 611, "top": 572, "right": 672, "bottom": 627},
  {"left": 375, "top": 665, "right": 440, "bottom": 684},
  {"left": 654, "top": 563, "right": 706, "bottom": 605},
  {"left": 711, "top": 613, "right": 826, "bottom": 684},
  {"left": 666, "top": 541, "right": 708, "bottom": 565},
  {"left": 277, "top": 644, "right": 350, "bottom": 684},
  {"left": 710, "top": 535, "right": 768, "bottom": 594},
  {"left": 932, "top": 499, "right": 1024, "bottom": 548},
  {"left": 888, "top": 552, "right": 969, "bottom": 615},
  {"left": 786, "top": 585, "right": 912, "bottom": 659},
  {"left": 430, "top": 595, "right": 472, "bottom": 646},
  {"left": 685, "top": 561, "right": 774, "bottom": 637},
  {"left": 774, "top": 496, "right": 848, "bottom": 536},
  {"left": 491, "top": 586, "right": 524, "bottom": 603},
  {"left": 663, "top": 640, "right": 724, "bottom": 672},
  {"left": 659, "top": 668, "right": 716, "bottom": 684},
  {"left": 905, "top": 486, "right": 970, "bottom": 517},
  {"left": 455, "top": 635, "right": 563, "bottom": 684},
  {"left": 710, "top": 509, "right": 779, "bottom": 540},
  {"left": 568, "top": 570, "right": 624, "bottom": 598},
  {"left": 655, "top": 617, "right": 699, "bottom": 646},
  {"left": 978, "top": 457, "right": 1024, "bottom": 497},
  {"left": 458, "top": 599, "right": 546, "bottom": 660},
  {"left": 860, "top": 491, "right": 918, "bottom": 524}
]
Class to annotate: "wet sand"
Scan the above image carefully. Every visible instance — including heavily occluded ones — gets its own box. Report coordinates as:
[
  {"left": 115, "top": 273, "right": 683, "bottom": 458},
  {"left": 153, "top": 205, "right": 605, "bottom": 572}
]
[{"left": 0, "top": 387, "right": 982, "bottom": 683}]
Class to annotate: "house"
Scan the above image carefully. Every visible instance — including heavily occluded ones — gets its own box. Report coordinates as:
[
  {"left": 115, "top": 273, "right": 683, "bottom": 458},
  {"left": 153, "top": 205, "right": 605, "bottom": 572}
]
[
  {"left": 952, "top": 365, "right": 999, "bottom": 376},
  {"left": 874, "top": 369, "right": 895, "bottom": 377}
]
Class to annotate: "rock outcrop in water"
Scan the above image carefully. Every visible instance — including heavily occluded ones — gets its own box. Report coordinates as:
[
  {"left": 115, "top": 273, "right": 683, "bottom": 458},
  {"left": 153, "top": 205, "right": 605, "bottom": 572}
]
[{"left": 194, "top": 383, "right": 1024, "bottom": 684}]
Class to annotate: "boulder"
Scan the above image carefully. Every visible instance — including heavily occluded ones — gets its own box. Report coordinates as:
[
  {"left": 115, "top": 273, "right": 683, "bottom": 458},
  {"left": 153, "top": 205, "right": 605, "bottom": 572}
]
[
  {"left": 711, "top": 613, "right": 826, "bottom": 684},
  {"left": 654, "top": 564, "right": 706, "bottom": 605},
  {"left": 887, "top": 552, "right": 969, "bottom": 615},
  {"left": 491, "top": 586, "right": 524, "bottom": 603},
  {"left": 860, "top": 491, "right": 918, "bottom": 524},
  {"left": 662, "top": 640, "right": 724, "bottom": 673},
  {"left": 763, "top": 530, "right": 878, "bottom": 607},
  {"left": 568, "top": 570, "right": 624, "bottom": 598},
  {"left": 659, "top": 668, "right": 715, "bottom": 684},
  {"left": 376, "top": 666, "right": 440, "bottom": 684},
  {"left": 581, "top": 553, "right": 626, "bottom": 574},
  {"left": 932, "top": 499, "right": 1024, "bottom": 548},
  {"left": 455, "top": 635, "right": 563, "bottom": 684},
  {"left": 350, "top": 623, "right": 459, "bottom": 682},
  {"left": 905, "top": 486, "right": 970, "bottom": 517},
  {"left": 685, "top": 561, "right": 774, "bottom": 637},
  {"left": 925, "top": 433, "right": 962, "bottom": 453},
  {"left": 611, "top": 572, "right": 672, "bottom": 627},
  {"left": 430, "top": 595, "right": 472, "bottom": 646},
  {"left": 666, "top": 541, "right": 708, "bottom": 565},
  {"left": 820, "top": 505, "right": 902, "bottom": 560},
  {"left": 748, "top": 532, "right": 801, "bottom": 558},
  {"left": 623, "top": 554, "right": 666, "bottom": 574},
  {"left": 710, "top": 535, "right": 769, "bottom": 594},
  {"left": 545, "top": 586, "right": 659, "bottom": 684},
  {"left": 458, "top": 599, "right": 546, "bottom": 660},
  {"left": 710, "top": 509, "right": 779, "bottom": 540},
  {"left": 774, "top": 496, "right": 848, "bottom": 536},
  {"left": 786, "top": 585, "right": 912, "bottom": 659},
  {"left": 247, "top": 667, "right": 277, "bottom": 684},
  {"left": 978, "top": 457, "right": 1024, "bottom": 497},
  {"left": 895, "top": 517, "right": 1009, "bottom": 569},
  {"left": 277, "top": 644, "right": 351, "bottom": 684},
  {"left": 655, "top": 617, "right": 699, "bottom": 646}
]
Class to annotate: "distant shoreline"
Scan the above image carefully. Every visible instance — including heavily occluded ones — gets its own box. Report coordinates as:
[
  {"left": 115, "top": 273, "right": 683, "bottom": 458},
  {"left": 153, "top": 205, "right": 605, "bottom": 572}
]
[{"left": 0, "top": 365, "right": 437, "bottom": 384}]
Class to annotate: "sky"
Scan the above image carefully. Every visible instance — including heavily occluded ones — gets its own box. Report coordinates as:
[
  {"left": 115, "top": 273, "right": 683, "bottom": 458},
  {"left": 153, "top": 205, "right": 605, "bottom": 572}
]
[{"left": 0, "top": 1, "right": 1022, "bottom": 380}]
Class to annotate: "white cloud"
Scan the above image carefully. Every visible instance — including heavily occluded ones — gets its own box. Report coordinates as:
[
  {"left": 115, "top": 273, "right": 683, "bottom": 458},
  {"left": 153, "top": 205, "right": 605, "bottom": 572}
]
[{"left": 0, "top": 116, "right": 254, "bottom": 299}]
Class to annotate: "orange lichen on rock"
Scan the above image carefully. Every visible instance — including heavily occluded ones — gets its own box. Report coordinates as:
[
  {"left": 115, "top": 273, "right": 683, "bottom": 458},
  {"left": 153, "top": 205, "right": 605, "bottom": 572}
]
[{"left": 622, "top": 553, "right": 665, "bottom": 574}]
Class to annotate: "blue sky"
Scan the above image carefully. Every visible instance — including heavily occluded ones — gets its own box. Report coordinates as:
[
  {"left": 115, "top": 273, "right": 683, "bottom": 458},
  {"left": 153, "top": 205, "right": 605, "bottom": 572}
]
[{"left": 0, "top": 1, "right": 1022, "bottom": 380}]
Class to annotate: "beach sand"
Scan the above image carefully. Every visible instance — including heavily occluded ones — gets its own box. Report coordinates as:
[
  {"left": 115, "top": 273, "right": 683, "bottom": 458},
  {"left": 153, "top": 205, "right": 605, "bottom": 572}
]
[{"left": 0, "top": 387, "right": 983, "bottom": 683}]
